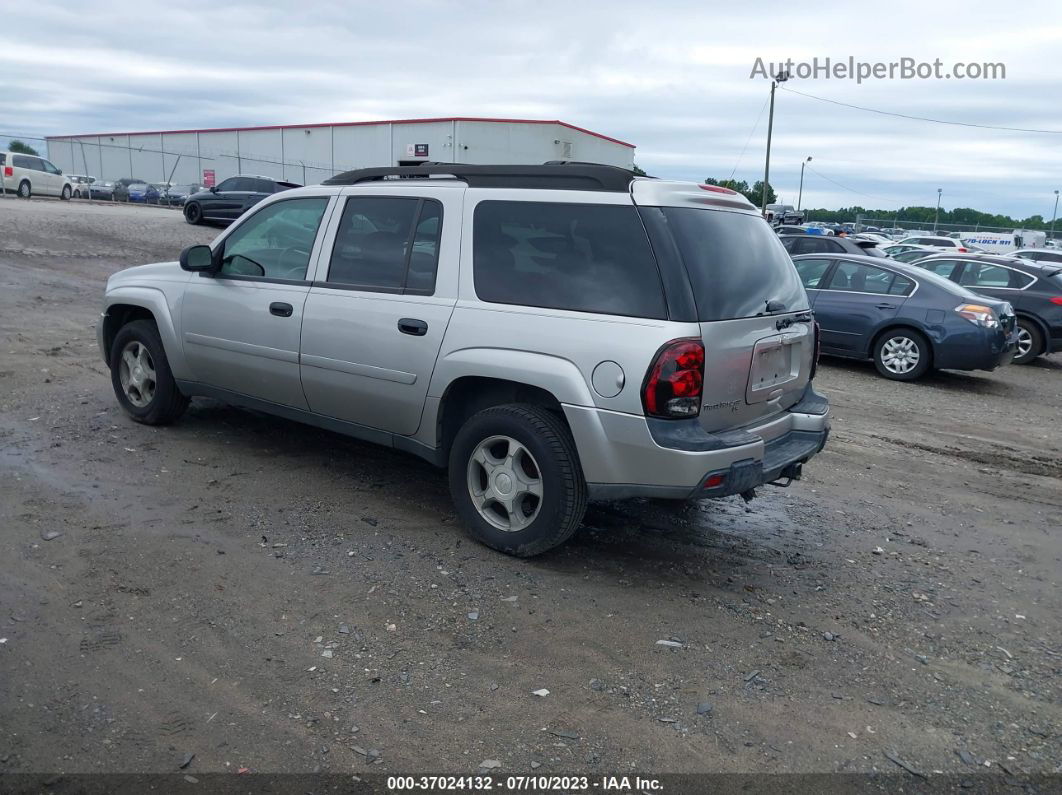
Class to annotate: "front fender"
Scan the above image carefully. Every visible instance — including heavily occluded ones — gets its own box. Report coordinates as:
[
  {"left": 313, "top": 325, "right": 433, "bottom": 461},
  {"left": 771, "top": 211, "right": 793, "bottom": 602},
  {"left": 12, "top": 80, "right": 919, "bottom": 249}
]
[{"left": 100, "top": 286, "right": 190, "bottom": 378}]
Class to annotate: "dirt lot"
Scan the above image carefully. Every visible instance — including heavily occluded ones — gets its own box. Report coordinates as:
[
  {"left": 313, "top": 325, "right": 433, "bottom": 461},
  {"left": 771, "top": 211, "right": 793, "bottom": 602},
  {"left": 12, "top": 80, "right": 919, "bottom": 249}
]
[{"left": 1, "top": 198, "right": 1060, "bottom": 780}]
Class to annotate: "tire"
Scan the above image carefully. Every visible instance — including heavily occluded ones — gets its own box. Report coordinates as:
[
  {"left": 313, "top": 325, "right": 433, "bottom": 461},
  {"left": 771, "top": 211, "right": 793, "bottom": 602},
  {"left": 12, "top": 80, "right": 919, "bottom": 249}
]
[
  {"left": 448, "top": 404, "right": 587, "bottom": 557},
  {"left": 109, "top": 319, "right": 189, "bottom": 425},
  {"left": 17, "top": 180, "right": 31, "bottom": 199},
  {"left": 1012, "top": 318, "right": 1044, "bottom": 365},
  {"left": 873, "top": 328, "right": 932, "bottom": 381},
  {"left": 184, "top": 202, "right": 203, "bottom": 225},
  {"left": 61, "top": 185, "right": 71, "bottom": 201}
]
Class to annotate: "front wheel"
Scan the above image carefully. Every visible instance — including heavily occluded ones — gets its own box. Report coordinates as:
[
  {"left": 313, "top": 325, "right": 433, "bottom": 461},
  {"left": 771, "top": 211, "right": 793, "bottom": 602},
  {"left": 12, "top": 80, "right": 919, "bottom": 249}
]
[
  {"left": 61, "top": 185, "right": 71, "bottom": 200},
  {"left": 1012, "top": 318, "right": 1043, "bottom": 365},
  {"left": 110, "top": 319, "right": 189, "bottom": 425},
  {"left": 184, "top": 202, "right": 203, "bottom": 225},
  {"left": 873, "top": 329, "right": 931, "bottom": 381},
  {"left": 448, "top": 404, "right": 587, "bottom": 557}
]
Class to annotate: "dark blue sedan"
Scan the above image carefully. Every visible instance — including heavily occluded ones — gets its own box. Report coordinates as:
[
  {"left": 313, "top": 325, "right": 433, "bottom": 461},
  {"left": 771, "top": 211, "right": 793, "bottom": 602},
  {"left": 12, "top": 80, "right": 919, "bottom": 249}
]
[{"left": 792, "top": 253, "right": 1018, "bottom": 380}]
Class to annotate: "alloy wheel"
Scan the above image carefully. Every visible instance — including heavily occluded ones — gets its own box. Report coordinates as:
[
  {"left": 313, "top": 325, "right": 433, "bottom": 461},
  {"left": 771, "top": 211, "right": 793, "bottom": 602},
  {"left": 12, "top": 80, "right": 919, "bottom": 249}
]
[
  {"left": 881, "top": 336, "right": 920, "bottom": 375},
  {"left": 466, "top": 435, "right": 543, "bottom": 532},
  {"left": 118, "top": 341, "right": 157, "bottom": 407}
]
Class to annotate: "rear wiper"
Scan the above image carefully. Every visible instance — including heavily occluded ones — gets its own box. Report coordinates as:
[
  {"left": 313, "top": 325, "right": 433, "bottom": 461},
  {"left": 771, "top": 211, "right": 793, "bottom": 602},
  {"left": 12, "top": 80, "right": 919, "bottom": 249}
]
[{"left": 758, "top": 299, "right": 787, "bottom": 315}]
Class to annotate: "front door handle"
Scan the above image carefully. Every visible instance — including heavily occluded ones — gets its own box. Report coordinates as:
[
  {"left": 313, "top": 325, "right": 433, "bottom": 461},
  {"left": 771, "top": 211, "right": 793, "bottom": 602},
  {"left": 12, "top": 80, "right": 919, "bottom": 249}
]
[
  {"left": 398, "top": 318, "right": 428, "bottom": 336},
  {"left": 269, "top": 302, "right": 293, "bottom": 317},
  {"left": 875, "top": 303, "right": 897, "bottom": 310}
]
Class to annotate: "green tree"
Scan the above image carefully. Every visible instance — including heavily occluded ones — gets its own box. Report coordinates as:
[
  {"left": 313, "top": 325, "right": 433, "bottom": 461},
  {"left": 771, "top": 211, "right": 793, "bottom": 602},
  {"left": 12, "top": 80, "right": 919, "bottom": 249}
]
[
  {"left": 632, "top": 164, "right": 648, "bottom": 176},
  {"left": 7, "top": 140, "right": 39, "bottom": 156},
  {"left": 746, "top": 180, "right": 776, "bottom": 208}
]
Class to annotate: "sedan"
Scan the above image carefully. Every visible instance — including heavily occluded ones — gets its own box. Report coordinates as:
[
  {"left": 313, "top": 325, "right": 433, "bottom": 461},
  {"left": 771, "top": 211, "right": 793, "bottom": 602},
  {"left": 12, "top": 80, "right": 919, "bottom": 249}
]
[
  {"left": 159, "top": 184, "right": 203, "bottom": 206},
  {"left": 113, "top": 179, "right": 159, "bottom": 203},
  {"left": 780, "top": 234, "right": 887, "bottom": 258},
  {"left": 911, "top": 253, "right": 1062, "bottom": 364},
  {"left": 792, "top": 253, "right": 1017, "bottom": 380},
  {"left": 183, "top": 175, "right": 300, "bottom": 225}
]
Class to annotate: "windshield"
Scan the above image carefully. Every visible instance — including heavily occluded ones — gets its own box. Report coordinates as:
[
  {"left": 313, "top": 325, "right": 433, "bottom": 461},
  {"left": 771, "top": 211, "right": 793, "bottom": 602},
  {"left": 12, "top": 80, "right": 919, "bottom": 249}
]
[{"left": 641, "top": 207, "right": 808, "bottom": 321}]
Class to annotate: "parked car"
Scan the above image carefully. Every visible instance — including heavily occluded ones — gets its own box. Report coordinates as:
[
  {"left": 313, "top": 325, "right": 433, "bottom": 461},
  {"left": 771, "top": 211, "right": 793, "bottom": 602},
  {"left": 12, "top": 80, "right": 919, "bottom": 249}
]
[
  {"left": 98, "top": 163, "right": 830, "bottom": 557},
  {"left": 895, "top": 235, "right": 982, "bottom": 253},
  {"left": 0, "top": 151, "right": 73, "bottom": 199},
  {"left": 113, "top": 180, "right": 159, "bottom": 204},
  {"left": 90, "top": 180, "right": 116, "bottom": 200},
  {"left": 66, "top": 174, "right": 95, "bottom": 198},
  {"left": 1013, "top": 248, "right": 1062, "bottom": 265},
  {"left": 884, "top": 244, "right": 940, "bottom": 263},
  {"left": 775, "top": 224, "right": 808, "bottom": 235},
  {"left": 160, "top": 184, "right": 203, "bottom": 206},
  {"left": 792, "top": 253, "right": 1016, "bottom": 380},
  {"left": 911, "top": 253, "right": 1062, "bottom": 364},
  {"left": 183, "top": 175, "right": 301, "bottom": 224},
  {"left": 779, "top": 234, "right": 887, "bottom": 258}
]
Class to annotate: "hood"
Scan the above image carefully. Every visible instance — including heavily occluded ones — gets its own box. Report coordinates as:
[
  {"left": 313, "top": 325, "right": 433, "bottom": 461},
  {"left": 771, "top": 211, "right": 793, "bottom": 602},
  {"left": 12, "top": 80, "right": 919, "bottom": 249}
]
[{"left": 107, "top": 261, "right": 187, "bottom": 289}]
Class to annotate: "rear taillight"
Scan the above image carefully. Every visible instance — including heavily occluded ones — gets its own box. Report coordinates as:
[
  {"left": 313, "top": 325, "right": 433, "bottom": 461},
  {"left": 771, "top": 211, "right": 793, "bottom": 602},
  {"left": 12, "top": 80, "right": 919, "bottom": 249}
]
[
  {"left": 699, "top": 184, "right": 738, "bottom": 195},
  {"left": 3, "top": 166, "right": 12, "bottom": 177},
  {"left": 810, "top": 321, "right": 821, "bottom": 380},
  {"left": 642, "top": 339, "right": 704, "bottom": 418},
  {"left": 1050, "top": 296, "right": 1062, "bottom": 305},
  {"left": 957, "top": 247, "right": 968, "bottom": 253}
]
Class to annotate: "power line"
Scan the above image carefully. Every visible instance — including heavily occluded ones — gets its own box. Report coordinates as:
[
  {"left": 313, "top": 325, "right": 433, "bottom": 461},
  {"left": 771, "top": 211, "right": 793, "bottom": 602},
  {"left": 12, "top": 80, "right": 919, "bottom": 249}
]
[
  {"left": 804, "top": 164, "right": 903, "bottom": 207},
  {"left": 780, "top": 86, "right": 1062, "bottom": 135},
  {"left": 729, "top": 94, "right": 770, "bottom": 181}
]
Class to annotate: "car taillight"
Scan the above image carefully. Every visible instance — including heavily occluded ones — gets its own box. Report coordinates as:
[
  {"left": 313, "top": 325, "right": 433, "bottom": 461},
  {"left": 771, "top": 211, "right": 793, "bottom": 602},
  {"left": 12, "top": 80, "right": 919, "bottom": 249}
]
[
  {"left": 642, "top": 339, "right": 704, "bottom": 418},
  {"left": 957, "top": 247, "right": 968, "bottom": 253},
  {"left": 810, "top": 321, "right": 821, "bottom": 380},
  {"left": 955, "top": 303, "right": 999, "bottom": 328},
  {"left": 3, "top": 166, "right": 12, "bottom": 177},
  {"left": 699, "top": 184, "right": 738, "bottom": 195},
  {"left": 1050, "top": 296, "right": 1062, "bottom": 305}
]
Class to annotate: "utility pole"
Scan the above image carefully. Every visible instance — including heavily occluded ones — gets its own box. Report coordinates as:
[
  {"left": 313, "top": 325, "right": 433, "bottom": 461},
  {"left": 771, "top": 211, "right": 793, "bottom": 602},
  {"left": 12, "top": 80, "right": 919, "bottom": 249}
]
[
  {"left": 797, "top": 155, "right": 812, "bottom": 213},
  {"left": 1051, "top": 189, "right": 1060, "bottom": 240},
  {"left": 933, "top": 188, "right": 943, "bottom": 232},
  {"left": 762, "top": 70, "right": 790, "bottom": 217}
]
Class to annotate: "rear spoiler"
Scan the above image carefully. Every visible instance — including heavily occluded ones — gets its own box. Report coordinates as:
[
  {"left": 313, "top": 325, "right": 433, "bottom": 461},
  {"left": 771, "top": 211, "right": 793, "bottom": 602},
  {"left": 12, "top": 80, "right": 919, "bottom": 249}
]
[{"left": 854, "top": 240, "right": 879, "bottom": 249}]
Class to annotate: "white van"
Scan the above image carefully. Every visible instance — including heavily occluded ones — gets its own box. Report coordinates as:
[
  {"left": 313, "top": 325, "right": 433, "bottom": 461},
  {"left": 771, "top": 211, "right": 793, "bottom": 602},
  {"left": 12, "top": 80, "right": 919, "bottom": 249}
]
[
  {"left": 0, "top": 151, "right": 74, "bottom": 199},
  {"left": 960, "top": 230, "right": 1046, "bottom": 255}
]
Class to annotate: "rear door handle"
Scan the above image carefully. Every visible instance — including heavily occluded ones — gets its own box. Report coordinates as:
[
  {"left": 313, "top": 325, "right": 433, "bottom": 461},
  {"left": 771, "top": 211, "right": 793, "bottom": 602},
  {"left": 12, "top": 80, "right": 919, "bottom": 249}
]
[
  {"left": 398, "top": 318, "right": 428, "bottom": 336},
  {"left": 269, "top": 302, "right": 293, "bottom": 317}
]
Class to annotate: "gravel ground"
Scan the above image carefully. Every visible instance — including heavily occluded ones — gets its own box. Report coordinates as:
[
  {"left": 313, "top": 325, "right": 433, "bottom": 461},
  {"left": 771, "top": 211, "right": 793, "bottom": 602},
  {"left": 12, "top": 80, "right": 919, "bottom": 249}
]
[{"left": 1, "top": 198, "right": 1060, "bottom": 779}]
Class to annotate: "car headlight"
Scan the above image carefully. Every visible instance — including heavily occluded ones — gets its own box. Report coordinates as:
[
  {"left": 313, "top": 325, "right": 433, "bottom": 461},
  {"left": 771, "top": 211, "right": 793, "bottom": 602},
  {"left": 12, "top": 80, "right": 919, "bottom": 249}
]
[{"left": 955, "top": 303, "right": 999, "bottom": 328}]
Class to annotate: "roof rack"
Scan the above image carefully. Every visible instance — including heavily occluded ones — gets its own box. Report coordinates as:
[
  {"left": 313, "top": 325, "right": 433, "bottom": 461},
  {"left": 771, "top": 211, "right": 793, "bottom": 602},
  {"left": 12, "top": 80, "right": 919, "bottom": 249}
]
[{"left": 322, "top": 162, "right": 640, "bottom": 192}]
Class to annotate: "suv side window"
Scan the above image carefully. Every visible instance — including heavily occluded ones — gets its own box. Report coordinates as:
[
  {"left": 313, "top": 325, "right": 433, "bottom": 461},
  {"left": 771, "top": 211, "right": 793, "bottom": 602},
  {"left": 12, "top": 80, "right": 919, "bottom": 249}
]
[
  {"left": 794, "top": 258, "right": 832, "bottom": 288},
  {"left": 473, "top": 201, "right": 666, "bottom": 319},
  {"left": 823, "top": 260, "right": 896, "bottom": 294},
  {"left": 326, "top": 196, "right": 442, "bottom": 294},
  {"left": 216, "top": 177, "right": 240, "bottom": 192},
  {"left": 219, "top": 197, "right": 329, "bottom": 281},
  {"left": 799, "top": 237, "right": 842, "bottom": 255},
  {"left": 251, "top": 178, "right": 274, "bottom": 194},
  {"left": 12, "top": 155, "right": 36, "bottom": 170}
]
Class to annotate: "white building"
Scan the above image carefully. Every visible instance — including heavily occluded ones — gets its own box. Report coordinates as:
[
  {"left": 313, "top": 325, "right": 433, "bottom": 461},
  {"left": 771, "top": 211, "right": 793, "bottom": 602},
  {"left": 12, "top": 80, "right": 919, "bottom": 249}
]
[{"left": 45, "top": 117, "right": 635, "bottom": 186}]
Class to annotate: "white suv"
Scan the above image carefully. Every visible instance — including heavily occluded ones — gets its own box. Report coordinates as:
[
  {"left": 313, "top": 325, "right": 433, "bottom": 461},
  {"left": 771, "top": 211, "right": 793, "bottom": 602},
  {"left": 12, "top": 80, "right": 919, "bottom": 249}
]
[{"left": 0, "top": 151, "right": 74, "bottom": 199}]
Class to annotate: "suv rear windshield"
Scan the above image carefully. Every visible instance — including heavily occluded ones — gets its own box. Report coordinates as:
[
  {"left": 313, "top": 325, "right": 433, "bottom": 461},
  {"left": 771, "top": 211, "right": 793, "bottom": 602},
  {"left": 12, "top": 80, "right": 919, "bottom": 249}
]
[
  {"left": 473, "top": 201, "right": 667, "bottom": 319},
  {"left": 641, "top": 207, "right": 808, "bottom": 321}
]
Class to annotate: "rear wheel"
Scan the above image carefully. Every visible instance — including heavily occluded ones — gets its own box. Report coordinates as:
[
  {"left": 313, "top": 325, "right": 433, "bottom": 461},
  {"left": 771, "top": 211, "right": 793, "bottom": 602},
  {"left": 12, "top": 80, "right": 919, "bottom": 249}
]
[
  {"left": 873, "top": 328, "right": 931, "bottom": 381},
  {"left": 184, "top": 202, "right": 203, "bottom": 225},
  {"left": 110, "top": 319, "right": 189, "bottom": 425},
  {"left": 1013, "top": 318, "right": 1043, "bottom": 365},
  {"left": 17, "top": 180, "right": 31, "bottom": 199},
  {"left": 448, "top": 404, "right": 587, "bottom": 557}
]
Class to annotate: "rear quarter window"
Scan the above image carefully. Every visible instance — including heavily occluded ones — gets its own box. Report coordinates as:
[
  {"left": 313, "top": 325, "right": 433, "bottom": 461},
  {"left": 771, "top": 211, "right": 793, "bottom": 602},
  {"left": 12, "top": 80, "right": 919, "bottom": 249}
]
[
  {"left": 642, "top": 207, "right": 808, "bottom": 321},
  {"left": 472, "top": 201, "right": 667, "bottom": 319}
]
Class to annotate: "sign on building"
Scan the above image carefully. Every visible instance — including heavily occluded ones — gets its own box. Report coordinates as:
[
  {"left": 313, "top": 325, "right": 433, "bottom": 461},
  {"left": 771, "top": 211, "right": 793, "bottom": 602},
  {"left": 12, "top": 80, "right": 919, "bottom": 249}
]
[
  {"left": 405, "top": 144, "right": 429, "bottom": 158},
  {"left": 202, "top": 169, "right": 216, "bottom": 188}
]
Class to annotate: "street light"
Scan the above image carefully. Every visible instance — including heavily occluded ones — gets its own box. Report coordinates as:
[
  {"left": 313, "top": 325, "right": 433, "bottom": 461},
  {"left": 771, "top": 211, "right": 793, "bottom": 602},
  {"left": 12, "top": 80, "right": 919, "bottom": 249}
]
[
  {"left": 761, "top": 69, "right": 790, "bottom": 216},
  {"left": 797, "top": 156, "right": 812, "bottom": 213},
  {"left": 1051, "top": 189, "right": 1060, "bottom": 240},
  {"left": 933, "top": 187, "right": 943, "bottom": 232}
]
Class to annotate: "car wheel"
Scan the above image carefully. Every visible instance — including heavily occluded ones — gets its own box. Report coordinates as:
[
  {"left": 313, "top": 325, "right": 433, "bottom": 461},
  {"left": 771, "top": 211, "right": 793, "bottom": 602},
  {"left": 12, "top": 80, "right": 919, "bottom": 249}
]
[
  {"left": 873, "top": 328, "right": 931, "bottom": 381},
  {"left": 1012, "top": 318, "right": 1043, "bottom": 365},
  {"left": 60, "top": 185, "right": 71, "bottom": 200},
  {"left": 184, "top": 202, "right": 203, "bottom": 225},
  {"left": 17, "top": 180, "right": 31, "bottom": 199},
  {"left": 110, "top": 319, "right": 190, "bottom": 425},
  {"left": 448, "top": 404, "right": 587, "bottom": 557}
]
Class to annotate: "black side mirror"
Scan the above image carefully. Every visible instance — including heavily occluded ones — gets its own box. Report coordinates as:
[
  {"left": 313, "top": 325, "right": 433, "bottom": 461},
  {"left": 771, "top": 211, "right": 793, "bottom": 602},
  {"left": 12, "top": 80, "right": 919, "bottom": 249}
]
[
  {"left": 179, "top": 244, "right": 217, "bottom": 273},
  {"left": 209, "top": 185, "right": 218, "bottom": 193}
]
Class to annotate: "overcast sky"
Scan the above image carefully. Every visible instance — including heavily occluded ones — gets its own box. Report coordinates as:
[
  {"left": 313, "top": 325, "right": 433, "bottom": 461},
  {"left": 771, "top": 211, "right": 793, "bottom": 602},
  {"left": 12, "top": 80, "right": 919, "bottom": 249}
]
[{"left": 2, "top": 0, "right": 1060, "bottom": 219}]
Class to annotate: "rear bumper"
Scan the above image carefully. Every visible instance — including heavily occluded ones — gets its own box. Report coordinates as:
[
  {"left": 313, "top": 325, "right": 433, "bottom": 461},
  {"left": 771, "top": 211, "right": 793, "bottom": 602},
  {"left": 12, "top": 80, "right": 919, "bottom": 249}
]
[
  {"left": 933, "top": 325, "right": 1016, "bottom": 371},
  {"left": 566, "top": 384, "right": 831, "bottom": 501}
]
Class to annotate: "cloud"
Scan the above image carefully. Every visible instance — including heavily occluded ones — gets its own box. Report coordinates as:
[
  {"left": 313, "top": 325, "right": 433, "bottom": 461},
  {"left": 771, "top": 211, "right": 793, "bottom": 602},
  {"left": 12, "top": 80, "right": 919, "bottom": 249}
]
[{"left": 1, "top": 0, "right": 1060, "bottom": 218}]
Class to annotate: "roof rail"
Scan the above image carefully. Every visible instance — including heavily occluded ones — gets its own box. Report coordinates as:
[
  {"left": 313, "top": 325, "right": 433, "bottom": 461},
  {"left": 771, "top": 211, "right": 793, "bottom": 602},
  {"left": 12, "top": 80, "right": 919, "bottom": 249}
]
[{"left": 322, "top": 163, "right": 640, "bottom": 192}]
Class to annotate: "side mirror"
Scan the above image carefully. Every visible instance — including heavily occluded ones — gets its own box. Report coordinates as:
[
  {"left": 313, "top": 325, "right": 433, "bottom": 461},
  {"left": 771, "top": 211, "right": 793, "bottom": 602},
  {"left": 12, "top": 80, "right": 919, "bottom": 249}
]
[
  {"left": 209, "top": 185, "right": 218, "bottom": 193},
  {"left": 179, "top": 244, "right": 216, "bottom": 273}
]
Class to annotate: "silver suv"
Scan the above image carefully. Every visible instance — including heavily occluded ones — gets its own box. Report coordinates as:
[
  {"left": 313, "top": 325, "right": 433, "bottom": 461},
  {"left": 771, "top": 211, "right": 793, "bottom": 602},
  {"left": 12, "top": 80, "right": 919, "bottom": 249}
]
[{"left": 98, "top": 164, "right": 830, "bottom": 556}]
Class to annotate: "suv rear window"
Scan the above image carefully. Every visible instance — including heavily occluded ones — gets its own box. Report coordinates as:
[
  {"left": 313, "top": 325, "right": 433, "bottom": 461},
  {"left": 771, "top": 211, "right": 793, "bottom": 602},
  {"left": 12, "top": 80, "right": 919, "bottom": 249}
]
[
  {"left": 642, "top": 207, "right": 808, "bottom": 321},
  {"left": 473, "top": 201, "right": 667, "bottom": 319}
]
